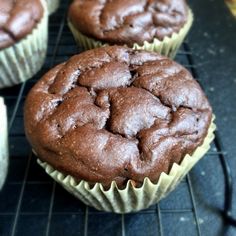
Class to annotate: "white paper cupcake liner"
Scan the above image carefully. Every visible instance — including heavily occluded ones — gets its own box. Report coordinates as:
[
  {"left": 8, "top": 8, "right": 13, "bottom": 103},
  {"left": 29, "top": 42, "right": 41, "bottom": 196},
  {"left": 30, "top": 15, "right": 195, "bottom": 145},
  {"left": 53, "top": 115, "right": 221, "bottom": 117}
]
[
  {"left": 37, "top": 118, "right": 216, "bottom": 214},
  {"left": 68, "top": 8, "right": 193, "bottom": 58},
  {"left": 46, "top": 0, "right": 60, "bottom": 14},
  {"left": 0, "top": 0, "right": 48, "bottom": 89},
  {"left": 0, "top": 97, "right": 8, "bottom": 190}
]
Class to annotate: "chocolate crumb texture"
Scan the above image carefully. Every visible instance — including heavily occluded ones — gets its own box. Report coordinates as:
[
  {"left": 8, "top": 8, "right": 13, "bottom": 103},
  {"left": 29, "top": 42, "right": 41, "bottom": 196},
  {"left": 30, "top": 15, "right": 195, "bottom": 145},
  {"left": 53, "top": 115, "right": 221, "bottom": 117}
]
[{"left": 24, "top": 46, "right": 212, "bottom": 188}]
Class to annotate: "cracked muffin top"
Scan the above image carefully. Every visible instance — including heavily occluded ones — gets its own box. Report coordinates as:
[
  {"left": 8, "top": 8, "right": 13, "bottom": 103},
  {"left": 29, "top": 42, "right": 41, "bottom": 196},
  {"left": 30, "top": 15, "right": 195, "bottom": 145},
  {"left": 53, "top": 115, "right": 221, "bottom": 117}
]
[
  {"left": 0, "top": 0, "right": 44, "bottom": 50},
  {"left": 68, "top": 0, "right": 189, "bottom": 46},
  {"left": 24, "top": 46, "right": 212, "bottom": 188}
]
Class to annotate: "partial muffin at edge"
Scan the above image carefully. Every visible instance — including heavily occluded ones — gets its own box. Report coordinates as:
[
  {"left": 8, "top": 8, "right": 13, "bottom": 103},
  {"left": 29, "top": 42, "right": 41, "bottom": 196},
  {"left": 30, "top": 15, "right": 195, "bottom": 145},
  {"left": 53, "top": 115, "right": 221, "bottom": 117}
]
[
  {"left": 0, "top": 0, "right": 44, "bottom": 49},
  {"left": 68, "top": 0, "right": 189, "bottom": 46}
]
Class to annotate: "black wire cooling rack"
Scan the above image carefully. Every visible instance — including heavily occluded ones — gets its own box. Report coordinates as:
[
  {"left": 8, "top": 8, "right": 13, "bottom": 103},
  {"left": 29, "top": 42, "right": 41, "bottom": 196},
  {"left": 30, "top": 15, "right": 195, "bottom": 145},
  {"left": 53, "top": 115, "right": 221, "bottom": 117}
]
[{"left": 0, "top": 1, "right": 235, "bottom": 236}]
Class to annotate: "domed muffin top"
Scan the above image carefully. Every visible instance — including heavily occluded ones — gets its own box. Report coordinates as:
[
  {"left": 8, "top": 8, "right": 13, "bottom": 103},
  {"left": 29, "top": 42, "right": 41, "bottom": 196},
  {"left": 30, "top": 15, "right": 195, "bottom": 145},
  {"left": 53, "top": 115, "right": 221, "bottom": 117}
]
[
  {"left": 0, "top": 0, "right": 44, "bottom": 49},
  {"left": 24, "top": 46, "right": 212, "bottom": 188},
  {"left": 68, "top": 0, "right": 189, "bottom": 46}
]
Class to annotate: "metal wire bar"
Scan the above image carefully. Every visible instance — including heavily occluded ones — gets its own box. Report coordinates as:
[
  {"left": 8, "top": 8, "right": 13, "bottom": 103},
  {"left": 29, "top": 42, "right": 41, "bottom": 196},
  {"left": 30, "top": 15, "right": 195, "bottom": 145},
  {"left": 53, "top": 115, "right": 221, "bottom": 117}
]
[
  {"left": 157, "top": 204, "right": 164, "bottom": 236},
  {"left": 186, "top": 175, "right": 202, "bottom": 236},
  {"left": 183, "top": 42, "right": 236, "bottom": 228},
  {"left": 43, "top": 4, "right": 69, "bottom": 236},
  {"left": 84, "top": 206, "right": 89, "bottom": 236},
  {"left": 45, "top": 182, "right": 56, "bottom": 236},
  {"left": 8, "top": 83, "right": 25, "bottom": 131},
  {"left": 214, "top": 131, "right": 236, "bottom": 226},
  {"left": 10, "top": 153, "right": 32, "bottom": 236}
]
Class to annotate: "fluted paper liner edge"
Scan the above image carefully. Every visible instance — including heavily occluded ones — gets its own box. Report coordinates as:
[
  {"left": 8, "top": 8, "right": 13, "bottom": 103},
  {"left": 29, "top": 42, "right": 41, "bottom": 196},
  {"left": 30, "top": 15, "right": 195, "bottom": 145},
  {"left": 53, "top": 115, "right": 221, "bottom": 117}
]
[
  {"left": 0, "top": 0, "right": 48, "bottom": 89},
  {"left": 37, "top": 118, "right": 216, "bottom": 214},
  {"left": 68, "top": 8, "right": 193, "bottom": 58},
  {"left": 46, "top": 0, "right": 60, "bottom": 14},
  {"left": 0, "top": 97, "right": 8, "bottom": 189}
]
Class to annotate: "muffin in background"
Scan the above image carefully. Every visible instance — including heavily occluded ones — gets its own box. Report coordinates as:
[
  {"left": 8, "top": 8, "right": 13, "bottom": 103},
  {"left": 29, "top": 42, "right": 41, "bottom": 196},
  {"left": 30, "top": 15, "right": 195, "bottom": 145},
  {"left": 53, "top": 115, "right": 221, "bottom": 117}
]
[
  {"left": 0, "top": 97, "right": 8, "bottom": 190},
  {"left": 68, "top": 0, "right": 193, "bottom": 58},
  {"left": 0, "top": 0, "right": 48, "bottom": 88},
  {"left": 225, "top": 0, "right": 236, "bottom": 16},
  {"left": 46, "top": 0, "right": 60, "bottom": 14},
  {"left": 24, "top": 46, "right": 215, "bottom": 213}
]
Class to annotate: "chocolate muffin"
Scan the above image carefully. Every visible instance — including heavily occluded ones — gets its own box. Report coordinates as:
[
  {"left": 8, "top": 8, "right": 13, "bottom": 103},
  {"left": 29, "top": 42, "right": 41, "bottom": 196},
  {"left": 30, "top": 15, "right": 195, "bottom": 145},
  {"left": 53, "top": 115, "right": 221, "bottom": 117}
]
[
  {"left": 68, "top": 0, "right": 193, "bottom": 57},
  {"left": 25, "top": 46, "right": 213, "bottom": 189},
  {"left": 0, "top": 0, "right": 48, "bottom": 88},
  {"left": 0, "top": 0, "right": 43, "bottom": 49}
]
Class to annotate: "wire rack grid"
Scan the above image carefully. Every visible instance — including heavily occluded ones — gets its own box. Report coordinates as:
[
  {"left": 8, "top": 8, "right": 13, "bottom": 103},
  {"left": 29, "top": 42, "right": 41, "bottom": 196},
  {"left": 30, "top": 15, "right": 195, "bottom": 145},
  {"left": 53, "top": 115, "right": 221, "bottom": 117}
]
[{"left": 0, "top": 1, "right": 235, "bottom": 236}]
